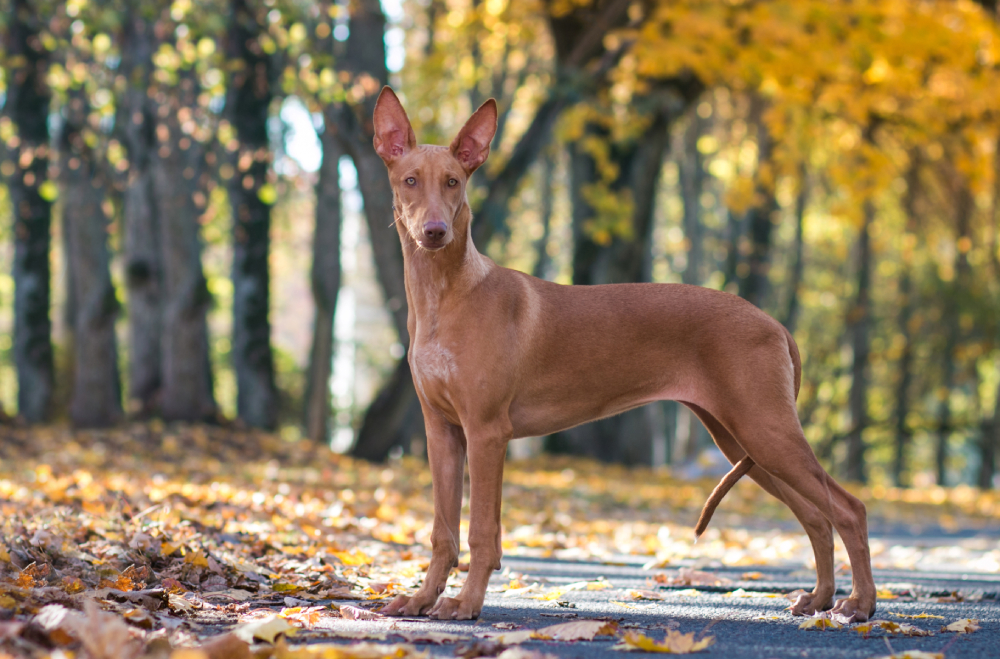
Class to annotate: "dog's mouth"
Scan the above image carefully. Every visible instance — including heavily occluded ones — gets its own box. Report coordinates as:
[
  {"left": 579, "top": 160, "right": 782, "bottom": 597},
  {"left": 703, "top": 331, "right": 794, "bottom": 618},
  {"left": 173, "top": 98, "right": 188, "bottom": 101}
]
[{"left": 416, "top": 239, "right": 447, "bottom": 251}]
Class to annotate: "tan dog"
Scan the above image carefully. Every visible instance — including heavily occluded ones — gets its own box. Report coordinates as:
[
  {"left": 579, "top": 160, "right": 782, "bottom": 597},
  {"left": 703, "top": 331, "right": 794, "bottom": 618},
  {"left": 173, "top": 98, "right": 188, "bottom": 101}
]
[{"left": 372, "top": 87, "right": 875, "bottom": 622}]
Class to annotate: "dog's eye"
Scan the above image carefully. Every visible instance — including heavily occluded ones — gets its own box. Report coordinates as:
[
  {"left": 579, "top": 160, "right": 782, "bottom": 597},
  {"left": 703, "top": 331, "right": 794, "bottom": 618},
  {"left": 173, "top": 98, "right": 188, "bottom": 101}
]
[
  {"left": 405, "top": 177, "right": 416, "bottom": 186},
  {"left": 448, "top": 178, "right": 458, "bottom": 187}
]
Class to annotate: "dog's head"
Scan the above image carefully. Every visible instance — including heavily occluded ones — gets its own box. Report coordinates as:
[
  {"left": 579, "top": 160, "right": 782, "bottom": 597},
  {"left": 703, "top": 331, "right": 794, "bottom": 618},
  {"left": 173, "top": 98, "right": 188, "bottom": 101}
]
[{"left": 373, "top": 86, "right": 497, "bottom": 251}]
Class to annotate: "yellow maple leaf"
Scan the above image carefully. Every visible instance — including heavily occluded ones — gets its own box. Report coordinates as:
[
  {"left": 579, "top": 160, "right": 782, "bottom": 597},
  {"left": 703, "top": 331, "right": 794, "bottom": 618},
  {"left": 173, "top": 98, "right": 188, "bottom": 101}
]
[
  {"left": 614, "top": 630, "right": 715, "bottom": 654},
  {"left": 184, "top": 550, "right": 209, "bottom": 568},
  {"left": 798, "top": 616, "right": 843, "bottom": 631},
  {"left": 890, "top": 612, "right": 944, "bottom": 620}
]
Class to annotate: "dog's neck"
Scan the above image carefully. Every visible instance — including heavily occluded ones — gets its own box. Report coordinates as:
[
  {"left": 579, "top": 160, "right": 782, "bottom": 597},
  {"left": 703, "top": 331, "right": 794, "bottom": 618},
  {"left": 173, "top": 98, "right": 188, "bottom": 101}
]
[{"left": 395, "top": 200, "right": 491, "bottom": 322}]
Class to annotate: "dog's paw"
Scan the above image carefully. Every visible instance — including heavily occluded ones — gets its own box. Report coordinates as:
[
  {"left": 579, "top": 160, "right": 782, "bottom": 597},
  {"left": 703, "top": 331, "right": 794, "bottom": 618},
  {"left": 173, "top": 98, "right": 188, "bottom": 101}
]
[
  {"left": 382, "top": 592, "right": 438, "bottom": 617},
  {"left": 830, "top": 595, "right": 876, "bottom": 623},
  {"left": 428, "top": 596, "right": 480, "bottom": 621},
  {"left": 788, "top": 590, "right": 834, "bottom": 616}
]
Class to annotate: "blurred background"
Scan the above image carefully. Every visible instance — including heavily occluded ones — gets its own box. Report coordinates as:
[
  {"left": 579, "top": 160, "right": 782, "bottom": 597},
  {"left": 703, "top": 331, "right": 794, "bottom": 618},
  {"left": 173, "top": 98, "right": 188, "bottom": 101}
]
[{"left": 1, "top": 0, "right": 999, "bottom": 490}]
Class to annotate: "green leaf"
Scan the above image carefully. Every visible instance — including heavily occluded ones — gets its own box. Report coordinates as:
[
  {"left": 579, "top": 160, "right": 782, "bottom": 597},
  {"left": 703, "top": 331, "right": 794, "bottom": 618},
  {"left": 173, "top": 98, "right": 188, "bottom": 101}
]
[{"left": 38, "top": 181, "right": 58, "bottom": 202}]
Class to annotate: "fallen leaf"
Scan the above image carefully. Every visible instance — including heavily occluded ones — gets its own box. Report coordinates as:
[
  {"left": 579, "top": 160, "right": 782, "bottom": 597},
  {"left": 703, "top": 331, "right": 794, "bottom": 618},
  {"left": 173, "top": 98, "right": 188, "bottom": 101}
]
[
  {"left": 197, "top": 633, "right": 252, "bottom": 659},
  {"left": 798, "top": 615, "right": 843, "bottom": 631},
  {"left": 613, "top": 630, "right": 715, "bottom": 653},
  {"left": 941, "top": 618, "right": 980, "bottom": 633},
  {"left": 495, "top": 649, "right": 559, "bottom": 659},
  {"left": 396, "top": 631, "right": 469, "bottom": 643},
  {"left": 868, "top": 653, "right": 943, "bottom": 659},
  {"left": 340, "top": 604, "right": 385, "bottom": 620},
  {"left": 232, "top": 614, "right": 296, "bottom": 644},
  {"left": 890, "top": 612, "right": 944, "bottom": 620},
  {"left": 627, "top": 589, "right": 665, "bottom": 601},
  {"left": 533, "top": 619, "right": 618, "bottom": 641},
  {"left": 654, "top": 568, "right": 730, "bottom": 587}
]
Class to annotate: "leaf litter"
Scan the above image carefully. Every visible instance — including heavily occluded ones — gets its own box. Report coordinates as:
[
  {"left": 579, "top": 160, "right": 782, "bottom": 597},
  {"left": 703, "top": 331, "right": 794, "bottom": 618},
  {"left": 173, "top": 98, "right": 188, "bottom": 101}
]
[{"left": 0, "top": 423, "right": 996, "bottom": 657}]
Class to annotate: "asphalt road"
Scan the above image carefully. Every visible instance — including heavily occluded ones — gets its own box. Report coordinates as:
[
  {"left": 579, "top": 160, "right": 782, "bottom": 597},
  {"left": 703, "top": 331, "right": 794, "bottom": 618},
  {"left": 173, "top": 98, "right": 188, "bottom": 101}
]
[{"left": 308, "top": 550, "right": 999, "bottom": 659}]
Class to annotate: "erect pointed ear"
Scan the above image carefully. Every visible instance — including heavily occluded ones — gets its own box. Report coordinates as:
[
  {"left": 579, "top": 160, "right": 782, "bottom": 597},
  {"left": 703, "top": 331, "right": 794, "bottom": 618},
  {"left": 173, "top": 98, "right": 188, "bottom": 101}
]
[
  {"left": 449, "top": 99, "right": 497, "bottom": 174},
  {"left": 373, "top": 86, "right": 416, "bottom": 165}
]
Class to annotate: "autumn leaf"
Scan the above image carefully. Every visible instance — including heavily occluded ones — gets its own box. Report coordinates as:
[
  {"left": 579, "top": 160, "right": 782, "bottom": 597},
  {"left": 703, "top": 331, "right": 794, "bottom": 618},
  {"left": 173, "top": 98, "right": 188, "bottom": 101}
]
[
  {"left": 627, "top": 589, "right": 666, "bottom": 600},
  {"left": 339, "top": 604, "right": 386, "bottom": 620},
  {"left": 890, "top": 612, "right": 944, "bottom": 620},
  {"left": 233, "top": 615, "right": 296, "bottom": 644},
  {"left": 613, "top": 630, "right": 715, "bottom": 653},
  {"left": 533, "top": 619, "right": 619, "bottom": 641},
  {"left": 798, "top": 615, "right": 843, "bottom": 631},
  {"left": 869, "top": 653, "right": 943, "bottom": 659},
  {"left": 870, "top": 620, "right": 934, "bottom": 637},
  {"left": 941, "top": 619, "right": 980, "bottom": 633}
]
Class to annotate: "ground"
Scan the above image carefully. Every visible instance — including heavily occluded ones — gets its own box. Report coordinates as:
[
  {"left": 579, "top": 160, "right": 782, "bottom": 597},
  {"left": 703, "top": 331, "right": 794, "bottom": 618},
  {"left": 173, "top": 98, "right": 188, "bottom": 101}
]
[{"left": 0, "top": 424, "right": 997, "bottom": 658}]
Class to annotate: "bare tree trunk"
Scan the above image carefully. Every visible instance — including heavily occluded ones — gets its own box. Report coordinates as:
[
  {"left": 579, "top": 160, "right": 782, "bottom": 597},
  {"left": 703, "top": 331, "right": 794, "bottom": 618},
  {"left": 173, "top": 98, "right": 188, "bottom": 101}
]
[
  {"left": 737, "top": 97, "right": 777, "bottom": 309},
  {"left": 981, "top": 377, "right": 1000, "bottom": 489},
  {"left": 317, "top": 0, "right": 423, "bottom": 461},
  {"left": 227, "top": 0, "right": 277, "bottom": 429},
  {"left": 2, "top": 0, "right": 54, "bottom": 422},
  {"left": 531, "top": 149, "right": 556, "bottom": 280},
  {"left": 304, "top": 121, "right": 343, "bottom": 443},
  {"left": 843, "top": 199, "right": 874, "bottom": 483},
  {"left": 679, "top": 108, "right": 706, "bottom": 286},
  {"left": 60, "top": 89, "right": 123, "bottom": 428},
  {"left": 120, "top": 8, "right": 162, "bottom": 416},
  {"left": 892, "top": 157, "right": 920, "bottom": 486},
  {"left": 559, "top": 95, "right": 680, "bottom": 463},
  {"left": 782, "top": 163, "right": 808, "bottom": 332},
  {"left": 151, "top": 69, "right": 217, "bottom": 423},
  {"left": 934, "top": 183, "right": 973, "bottom": 485}
]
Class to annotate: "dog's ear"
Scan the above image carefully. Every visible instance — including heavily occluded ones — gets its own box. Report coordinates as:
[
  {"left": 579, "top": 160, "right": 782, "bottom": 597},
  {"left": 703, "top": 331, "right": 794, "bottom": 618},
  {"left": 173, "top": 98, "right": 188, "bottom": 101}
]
[
  {"left": 450, "top": 99, "right": 497, "bottom": 174},
  {"left": 373, "top": 86, "right": 416, "bottom": 165}
]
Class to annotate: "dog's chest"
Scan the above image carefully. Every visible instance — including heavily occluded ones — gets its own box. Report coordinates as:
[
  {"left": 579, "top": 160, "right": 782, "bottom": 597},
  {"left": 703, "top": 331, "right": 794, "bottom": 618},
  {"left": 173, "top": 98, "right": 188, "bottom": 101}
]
[{"left": 411, "top": 340, "right": 457, "bottom": 389}]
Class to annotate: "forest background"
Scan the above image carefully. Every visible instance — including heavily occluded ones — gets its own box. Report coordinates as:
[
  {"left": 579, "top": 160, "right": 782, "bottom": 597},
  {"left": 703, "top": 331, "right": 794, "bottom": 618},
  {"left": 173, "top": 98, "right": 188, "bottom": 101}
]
[{"left": 2, "top": 0, "right": 1000, "bottom": 491}]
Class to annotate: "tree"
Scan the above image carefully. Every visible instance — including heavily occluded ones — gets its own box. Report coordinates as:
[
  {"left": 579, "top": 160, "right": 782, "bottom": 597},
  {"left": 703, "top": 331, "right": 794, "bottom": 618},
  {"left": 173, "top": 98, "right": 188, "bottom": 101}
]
[
  {"left": 1, "top": 0, "right": 55, "bottom": 423},
  {"left": 119, "top": 5, "right": 163, "bottom": 417},
  {"left": 226, "top": 0, "right": 278, "bottom": 429},
  {"left": 60, "top": 86, "right": 123, "bottom": 428}
]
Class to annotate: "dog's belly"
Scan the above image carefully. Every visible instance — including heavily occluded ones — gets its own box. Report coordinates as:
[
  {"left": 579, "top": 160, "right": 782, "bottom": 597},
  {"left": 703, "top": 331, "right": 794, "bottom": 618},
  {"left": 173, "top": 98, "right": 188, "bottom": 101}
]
[{"left": 508, "top": 382, "right": 687, "bottom": 439}]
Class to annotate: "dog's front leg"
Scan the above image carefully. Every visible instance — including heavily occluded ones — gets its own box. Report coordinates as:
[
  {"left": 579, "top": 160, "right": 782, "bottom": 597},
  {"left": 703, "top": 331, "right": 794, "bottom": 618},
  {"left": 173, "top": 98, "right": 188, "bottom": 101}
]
[
  {"left": 428, "top": 423, "right": 508, "bottom": 620},
  {"left": 383, "top": 414, "right": 466, "bottom": 616}
]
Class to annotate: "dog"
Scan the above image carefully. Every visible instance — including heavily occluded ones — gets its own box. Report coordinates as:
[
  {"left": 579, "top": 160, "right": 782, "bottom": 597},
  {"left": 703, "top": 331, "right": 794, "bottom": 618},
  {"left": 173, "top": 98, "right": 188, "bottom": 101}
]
[{"left": 371, "top": 87, "right": 875, "bottom": 622}]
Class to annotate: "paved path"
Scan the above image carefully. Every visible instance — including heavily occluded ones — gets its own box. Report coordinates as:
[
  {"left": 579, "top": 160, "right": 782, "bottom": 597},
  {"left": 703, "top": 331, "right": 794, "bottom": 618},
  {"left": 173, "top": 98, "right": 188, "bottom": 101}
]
[{"left": 316, "top": 551, "right": 999, "bottom": 659}]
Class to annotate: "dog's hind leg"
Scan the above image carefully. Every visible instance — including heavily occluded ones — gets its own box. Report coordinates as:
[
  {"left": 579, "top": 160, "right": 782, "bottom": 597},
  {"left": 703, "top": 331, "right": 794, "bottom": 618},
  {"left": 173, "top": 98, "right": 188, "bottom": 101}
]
[
  {"left": 686, "top": 403, "right": 837, "bottom": 616},
  {"left": 697, "top": 396, "right": 875, "bottom": 621}
]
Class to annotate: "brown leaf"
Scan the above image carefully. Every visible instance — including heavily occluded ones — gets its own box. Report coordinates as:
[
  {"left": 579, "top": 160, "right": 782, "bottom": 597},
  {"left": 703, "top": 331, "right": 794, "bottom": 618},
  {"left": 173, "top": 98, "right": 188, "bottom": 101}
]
[
  {"left": 198, "top": 633, "right": 253, "bottom": 659},
  {"left": 339, "top": 604, "right": 386, "bottom": 620},
  {"left": 941, "top": 618, "right": 980, "bottom": 633},
  {"left": 534, "top": 619, "right": 619, "bottom": 641}
]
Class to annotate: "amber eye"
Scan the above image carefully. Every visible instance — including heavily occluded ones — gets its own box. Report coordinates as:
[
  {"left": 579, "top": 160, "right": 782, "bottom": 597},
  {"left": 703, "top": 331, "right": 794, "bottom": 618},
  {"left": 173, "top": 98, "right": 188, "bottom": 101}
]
[
  {"left": 448, "top": 178, "right": 458, "bottom": 187},
  {"left": 405, "top": 177, "right": 416, "bottom": 186}
]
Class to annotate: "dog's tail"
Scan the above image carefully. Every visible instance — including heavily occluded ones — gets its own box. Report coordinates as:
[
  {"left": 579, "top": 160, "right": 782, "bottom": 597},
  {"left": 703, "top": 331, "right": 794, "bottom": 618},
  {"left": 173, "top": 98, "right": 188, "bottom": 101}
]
[
  {"left": 694, "top": 456, "right": 754, "bottom": 539},
  {"left": 695, "top": 324, "right": 802, "bottom": 539}
]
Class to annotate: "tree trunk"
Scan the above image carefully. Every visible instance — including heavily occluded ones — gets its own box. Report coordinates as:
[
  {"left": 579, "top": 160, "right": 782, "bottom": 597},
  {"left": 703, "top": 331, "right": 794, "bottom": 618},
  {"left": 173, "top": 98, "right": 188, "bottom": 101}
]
[
  {"left": 60, "top": 89, "right": 123, "bottom": 428},
  {"left": 559, "top": 97, "right": 676, "bottom": 462},
  {"left": 737, "top": 97, "right": 777, "bottom": 309},
  {"left": 304, "top": 121, "right": 343, "bottom": 443},
  {"left": 892, "top": 157, "right": 919, "bottom": 487},
  {"left": 319, "top": 0, "right": 423, "bottom": 461},
  {"left": 782, "top": 163, "right": 808, "bottom": 332},
  {"left": 980, "top": 376, "right": 1000, "bottom": 489},
  {"left": 2, "top": 0, "right": 54, "bottom": 423},
  {"left": 227, "top": 0, "right": 277, "bottom": 429},
  {"left": 151, "top": 69, "right": 217, "bottom": 423},
  {"left": 531, "top": 148, "right": 556, "bottom": 280},
  {"left": 120, "top": 8, "right": 163, "bottom": 416},
  {"left": 934, "top": 182, "right": 973, "bottom": 485},
  {"left": 679, "top": 109, "right": 706, "bottom": 286},
  {"left": 843, "top": 199, "right": 874, "bottom": 483}
]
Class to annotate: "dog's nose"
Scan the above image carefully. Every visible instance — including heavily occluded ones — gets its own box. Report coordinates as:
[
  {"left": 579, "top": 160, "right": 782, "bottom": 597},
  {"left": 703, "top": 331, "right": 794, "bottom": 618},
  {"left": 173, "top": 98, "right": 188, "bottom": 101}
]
[{"left": 423, "top": 221, "right": 447, "bottom": 242}]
